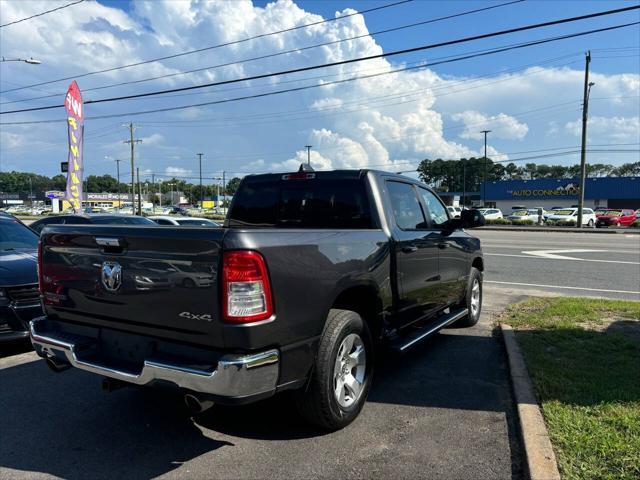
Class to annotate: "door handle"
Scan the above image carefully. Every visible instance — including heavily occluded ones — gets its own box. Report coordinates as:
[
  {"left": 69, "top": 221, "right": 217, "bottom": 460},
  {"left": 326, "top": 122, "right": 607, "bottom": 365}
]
[
  {"left": 437, "top": 242, "right": 449, "bottom": 249},
  {"left": 402, "top": 245, "right": 418, "bottom": 253}
]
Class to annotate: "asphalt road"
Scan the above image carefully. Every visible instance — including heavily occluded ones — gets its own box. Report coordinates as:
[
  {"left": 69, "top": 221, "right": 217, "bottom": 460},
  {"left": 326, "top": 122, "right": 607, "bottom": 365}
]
[{"left": 474, "top": 230, "right": 640, "bottom": 301}]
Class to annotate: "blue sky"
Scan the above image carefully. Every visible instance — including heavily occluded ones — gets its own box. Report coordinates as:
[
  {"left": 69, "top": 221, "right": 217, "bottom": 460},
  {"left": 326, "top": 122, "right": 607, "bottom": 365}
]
[{"left": 1, "top": 0, "right": 638, "bottom": 184}]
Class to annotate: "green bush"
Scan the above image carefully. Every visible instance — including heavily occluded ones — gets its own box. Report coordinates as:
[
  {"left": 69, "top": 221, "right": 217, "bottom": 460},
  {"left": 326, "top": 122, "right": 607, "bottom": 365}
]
[
  {"left": 547, "top": 219, "right": 577, "bottom": 227},
  {"left": 517, "top": 219, "right": 536, "bottom": 226},
  {"left": 630, "top": 221, "right": 640, "bottom": 228},
  {"left": 484, "top": 218, "right": 509, "bottom": 225}
]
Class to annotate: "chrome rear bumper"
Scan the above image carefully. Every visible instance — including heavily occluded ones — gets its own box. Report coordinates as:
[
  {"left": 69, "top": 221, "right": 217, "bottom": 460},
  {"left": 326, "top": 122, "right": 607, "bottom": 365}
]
[{"left": 30, "top": 318, "right": 279, "bottom": 399}]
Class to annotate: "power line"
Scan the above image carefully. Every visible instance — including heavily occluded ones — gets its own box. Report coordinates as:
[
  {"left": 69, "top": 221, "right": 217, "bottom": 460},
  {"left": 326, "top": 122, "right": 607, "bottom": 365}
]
[
  {"left": 0, "top": 0, "right": 413, "bottom": 93},
  {"left": 0, "top": 0, "right": 85, "bottom": 28},
  {"left": 2, "top": 4, "right": 638, "bottom": 115},
  {"left": 0, "top": 0, "right": 524, "bottom": 103},
  {"left": 3, "top": 21, "right": 638, "bottom": 123}
]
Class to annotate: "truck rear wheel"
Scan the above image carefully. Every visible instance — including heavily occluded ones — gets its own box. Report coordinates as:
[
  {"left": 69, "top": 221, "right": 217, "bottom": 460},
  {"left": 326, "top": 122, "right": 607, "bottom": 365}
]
[
  {"left": 454, "top": 267, "right": 482, "bottom": 327},
  {"left": 296, "top": 309, "right": 373, "bottom": 431}
]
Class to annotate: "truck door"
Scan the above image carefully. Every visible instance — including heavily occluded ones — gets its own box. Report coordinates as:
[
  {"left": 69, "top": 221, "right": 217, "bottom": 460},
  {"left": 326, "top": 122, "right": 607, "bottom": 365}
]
[
  {"left": 417, "top": 188, "right": 469, "bottom": 305},
  {"left": 386, "top": 181, "right": 446, "bottom": 326}
]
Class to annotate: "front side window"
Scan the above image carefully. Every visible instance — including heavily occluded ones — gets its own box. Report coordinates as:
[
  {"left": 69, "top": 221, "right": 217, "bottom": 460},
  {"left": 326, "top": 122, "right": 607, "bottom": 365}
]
[
  {"left": 387, "top": 181, "right": 426, "bottom": 230},
  {"left": 419, "top": 188, "right": 449, "bottom": 228}
]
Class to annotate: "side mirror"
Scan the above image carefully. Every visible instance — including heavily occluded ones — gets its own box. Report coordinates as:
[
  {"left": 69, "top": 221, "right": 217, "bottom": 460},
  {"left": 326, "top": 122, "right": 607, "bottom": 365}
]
[{"left": 459, "top": 209, "right": 485, "bottom": 229}]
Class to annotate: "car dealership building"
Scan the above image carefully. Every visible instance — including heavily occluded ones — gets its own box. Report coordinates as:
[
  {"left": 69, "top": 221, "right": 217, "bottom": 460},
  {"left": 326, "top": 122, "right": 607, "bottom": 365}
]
[{"left": 482, "top": 176, "right": 640, "bottom": 212}]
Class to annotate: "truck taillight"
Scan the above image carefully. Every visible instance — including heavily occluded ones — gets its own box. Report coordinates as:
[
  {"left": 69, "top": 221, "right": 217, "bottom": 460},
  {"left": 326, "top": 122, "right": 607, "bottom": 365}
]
[{"left": 222, "top": 251, "right": 273, "bottom": 323}]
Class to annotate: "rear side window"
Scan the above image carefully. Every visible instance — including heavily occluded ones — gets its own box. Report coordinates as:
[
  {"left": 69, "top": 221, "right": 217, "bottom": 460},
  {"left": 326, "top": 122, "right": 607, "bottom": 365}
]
[
  {"left": 229, "top": 177, "right": 373, "bottom": 228},
  {"left": 387, "top": 181, "right": 426, "bottom": 230}
]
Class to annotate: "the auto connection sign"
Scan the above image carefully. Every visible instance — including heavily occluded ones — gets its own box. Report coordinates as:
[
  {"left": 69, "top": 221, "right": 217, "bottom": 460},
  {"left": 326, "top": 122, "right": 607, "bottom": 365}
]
[{"left": 64, "top": 81, "right": 84, "bottom": 212}]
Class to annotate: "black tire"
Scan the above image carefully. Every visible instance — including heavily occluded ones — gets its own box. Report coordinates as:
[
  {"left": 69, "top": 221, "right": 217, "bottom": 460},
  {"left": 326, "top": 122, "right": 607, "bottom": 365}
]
[
  {"left": 587, "top": 219, "right": 594, "bottom": 228},
  {"left": 295, "top": 309, "right": 373, "bottom": 431},
  {"left": 182, "top": 278, "right": 196, "bottom": 288},
  {"left": 454, "top": 267, "right": 483, "bottom": 327}
]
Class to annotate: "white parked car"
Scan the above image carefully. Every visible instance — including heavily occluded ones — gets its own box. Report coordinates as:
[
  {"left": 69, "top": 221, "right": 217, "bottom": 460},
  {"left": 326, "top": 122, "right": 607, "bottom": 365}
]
[
  {"left": 149, "top": 215, "right": 220, "bottom": 227},
  {"left": 546, "top": 208, "right": 596, "bottom": 227},
  {"left": 477, "top": 208, "right": 503, "bottom": 220},
  {"left": 446, "top": 206, "right": 462, "bottom": 218},
  {"left": 507, "top": 208, "right": 545, "bottom": 223}
]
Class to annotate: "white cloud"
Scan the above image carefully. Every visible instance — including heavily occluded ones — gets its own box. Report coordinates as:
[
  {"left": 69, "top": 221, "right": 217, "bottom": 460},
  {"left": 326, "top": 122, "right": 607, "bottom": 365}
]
[
  {"left": 140, "top": 133, "right": 164, "bottom": 146},
  {"left": 310, "top": 98, "right": 344, "bottom": 110},
  {"left": 0, "top": 131, "right": 23, "bottom": 149},
  {"left": 451, "top": 111, "right": 529, "bottom": 140},
  {"left": 565, "top": 116, "right": 640, "bottom": 141},
  {"left": 165, "top": 166, "right": 192, "bottom": 177}
]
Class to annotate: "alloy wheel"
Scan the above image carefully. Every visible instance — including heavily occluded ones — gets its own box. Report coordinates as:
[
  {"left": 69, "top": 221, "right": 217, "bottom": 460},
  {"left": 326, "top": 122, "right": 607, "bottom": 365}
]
[{"left": 333, "top": 333, "right": 366, "bottom": 408}]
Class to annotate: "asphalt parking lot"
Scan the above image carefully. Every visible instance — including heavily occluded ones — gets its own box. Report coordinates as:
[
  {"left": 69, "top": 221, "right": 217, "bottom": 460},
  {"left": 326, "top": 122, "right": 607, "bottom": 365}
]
[
  {"left": 1, "top": 229, "right": 637, "bottom": 479},
  {"left": 0, "top": 290, "right": 522, "bottom": 480}
]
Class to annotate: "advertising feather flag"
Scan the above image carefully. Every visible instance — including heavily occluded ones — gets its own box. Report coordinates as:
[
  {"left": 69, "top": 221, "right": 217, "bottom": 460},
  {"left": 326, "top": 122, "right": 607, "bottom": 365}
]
[{"left": 64, "top": 81, "right": 84, "bottom": 213}]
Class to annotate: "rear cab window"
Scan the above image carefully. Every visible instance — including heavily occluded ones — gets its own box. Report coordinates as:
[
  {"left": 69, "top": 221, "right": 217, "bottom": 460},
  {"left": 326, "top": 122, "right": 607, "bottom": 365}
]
[{"left": 228, "top": 171, "right": 375, "bottom": 229}]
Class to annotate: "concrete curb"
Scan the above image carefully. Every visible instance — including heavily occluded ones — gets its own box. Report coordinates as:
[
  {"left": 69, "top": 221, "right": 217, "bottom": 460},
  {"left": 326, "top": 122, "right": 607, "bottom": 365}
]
[
  {"left": 478, "top": 225, "right": 639, "bottom": 234},
  {"left": 500, "top": 323, "right": 561, "bottom": 480}
]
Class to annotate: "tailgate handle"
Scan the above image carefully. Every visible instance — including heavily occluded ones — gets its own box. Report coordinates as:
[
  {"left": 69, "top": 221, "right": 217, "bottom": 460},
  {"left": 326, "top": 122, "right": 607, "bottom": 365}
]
[
  {"left": 95, "top": 237, "right": 123, "bottom": 247},
  {"left": 95, "top": 237, "right": 126, "bottom": 254}
]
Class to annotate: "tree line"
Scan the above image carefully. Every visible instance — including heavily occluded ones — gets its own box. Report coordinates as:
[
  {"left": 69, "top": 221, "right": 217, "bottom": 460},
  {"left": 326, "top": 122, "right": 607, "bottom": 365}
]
[
  {"left": 417, "top": 158, "right": 640, "bottom": 193},
  {"left": 0, "top": 171, "right": 242, "bottom": 204}
]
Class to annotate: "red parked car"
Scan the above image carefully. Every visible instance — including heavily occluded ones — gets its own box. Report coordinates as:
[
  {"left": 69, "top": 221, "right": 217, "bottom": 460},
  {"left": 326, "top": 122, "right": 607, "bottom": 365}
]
[{"left": 595, "top": 209, "right": 637, "bottom": 228}]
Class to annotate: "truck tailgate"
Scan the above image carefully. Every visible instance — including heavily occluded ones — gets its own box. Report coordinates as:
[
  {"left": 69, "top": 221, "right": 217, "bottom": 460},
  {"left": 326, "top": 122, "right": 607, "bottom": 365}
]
[{"left": 39, "top": 225, "right": 226, "bottom": 348}]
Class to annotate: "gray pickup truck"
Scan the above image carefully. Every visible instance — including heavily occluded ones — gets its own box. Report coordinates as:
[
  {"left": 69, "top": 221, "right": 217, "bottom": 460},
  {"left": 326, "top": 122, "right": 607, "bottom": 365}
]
[{"left": 31, "top": 168, "right": 484, "bottom": 430}]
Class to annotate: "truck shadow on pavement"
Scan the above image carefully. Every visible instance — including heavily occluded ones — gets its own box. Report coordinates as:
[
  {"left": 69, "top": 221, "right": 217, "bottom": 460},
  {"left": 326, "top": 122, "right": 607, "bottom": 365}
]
[{"left": 0, "top": 327, "right": 520, "bottom": 479}]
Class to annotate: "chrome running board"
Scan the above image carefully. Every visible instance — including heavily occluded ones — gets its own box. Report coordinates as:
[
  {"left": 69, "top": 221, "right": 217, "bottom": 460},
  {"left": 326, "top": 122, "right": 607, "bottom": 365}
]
[{"left": 389, "top": 308, "right": 468, "bottom": 353}]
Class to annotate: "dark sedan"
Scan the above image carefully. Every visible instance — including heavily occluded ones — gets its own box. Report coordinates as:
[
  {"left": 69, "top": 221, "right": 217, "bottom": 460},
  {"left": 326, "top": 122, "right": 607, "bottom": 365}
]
[
  {"left": 0, "top": 216, "right": 42, "bottom": 342},
  {"left": 29, "top": 214, "right": 155, "bottom": 234}
]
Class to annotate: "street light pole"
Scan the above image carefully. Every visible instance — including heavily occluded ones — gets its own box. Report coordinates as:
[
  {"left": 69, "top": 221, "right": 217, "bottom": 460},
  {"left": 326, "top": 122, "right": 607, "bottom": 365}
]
[
  {"left": 114, "top": 159, "right": 122, "bottom": 212},
  {"left": 480, "top": 130, "right": 491, "bottom": 206},
  {"left": 197, "top": 153, "right": 204, "bottom": 207},
  {"left": 577, "top": 51, "right": 593, "bottom": 229},
  {"left": 305, "top": 145, "right": 312, "bottom": 166},
  {"left": 1, "top": 57, "right": 41, "bottom": 64}
]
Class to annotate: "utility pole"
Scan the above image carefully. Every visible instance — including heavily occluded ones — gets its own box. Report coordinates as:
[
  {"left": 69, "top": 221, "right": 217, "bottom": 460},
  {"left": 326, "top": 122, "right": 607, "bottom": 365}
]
[
  {"left": 136, "top": 167, "right": 142, "bottom": 215},
  {"left": 222, "top": 171, "right": 226, "bottom": 210},
  {"left": 305, "top": 145, "right": 312, "bottom": 166},
  {"left": 151, "top": 173, "right": 155, "bottom": 212},
  {"left": 461, "top": 160, "right": 466, "bottom": 208},
  {"left": 123, "top": 122, "right": 141, "bottom": 213},
  {"left": 480, "top": 130, "right": 491, "bottom": 206},
  {"left": 197, "top": 153, "right": 204, "bottom": 207},
  {"left": 578, "top": 51, "right": 593, "bottom": 229}
]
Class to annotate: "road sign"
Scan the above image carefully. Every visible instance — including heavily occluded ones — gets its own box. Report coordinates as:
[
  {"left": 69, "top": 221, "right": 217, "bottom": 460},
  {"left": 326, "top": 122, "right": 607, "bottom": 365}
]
[
  {"left": 46, "top": 190, "right": 66, "bottom": 199},
  {"left": 61, "top": 161, "right": 68, "bottom": 173}
]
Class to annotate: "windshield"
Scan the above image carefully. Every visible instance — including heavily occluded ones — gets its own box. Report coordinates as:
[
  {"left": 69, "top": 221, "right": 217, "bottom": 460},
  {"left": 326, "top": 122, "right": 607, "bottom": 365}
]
[
  {"left": 512, "top": 210, "right": 528, "bottom": 216},
  {"left": 553, "top": 209, "right": 576, "bottom": 216},
  {"left": 90, "top": 216, "right": 154, "bottom": 225},
  {"left": 176, "top": 219, "right": 218, "bottom": 226},
  {"left": 598, "top": 210, "right": 622, "bottom": 216},
  {"left": 0, "top": 218, "right": 39, "bottom": 250}
]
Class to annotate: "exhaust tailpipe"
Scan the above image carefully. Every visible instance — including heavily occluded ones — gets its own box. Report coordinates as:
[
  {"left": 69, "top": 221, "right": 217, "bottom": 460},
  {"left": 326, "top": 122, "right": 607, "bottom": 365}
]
[
  {"left": 184, "top": 393, "right": 214, "bottom": 414},
  {"left": 46, "top": 356, "right": 71, "bottom": 373}
]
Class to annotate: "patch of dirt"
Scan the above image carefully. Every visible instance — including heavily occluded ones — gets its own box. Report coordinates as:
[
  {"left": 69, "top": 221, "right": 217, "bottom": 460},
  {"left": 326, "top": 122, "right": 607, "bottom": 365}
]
[{"left": 578, "top": 316, "right": 640, "bottom": 342}]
